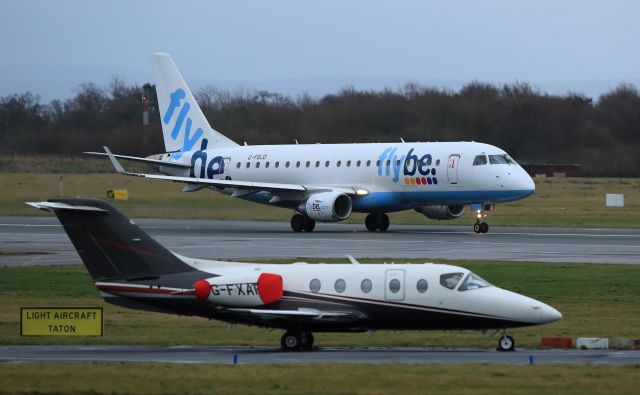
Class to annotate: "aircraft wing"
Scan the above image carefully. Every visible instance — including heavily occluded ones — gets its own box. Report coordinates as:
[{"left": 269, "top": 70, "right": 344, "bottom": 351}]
[
  {"left": 102, "top": 146, "right": 357, "bottom": 195},
  {"left": 85, "top": 151, "right": 191, "bottom": 169},
  {"left": 228, "top": 307, "right": 364, "bottom": 321}
]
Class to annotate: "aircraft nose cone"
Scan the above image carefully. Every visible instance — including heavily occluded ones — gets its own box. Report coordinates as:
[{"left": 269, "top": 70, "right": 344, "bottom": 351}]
[{"left": 540, "top": 304, "right": 563, "bottom": 324}]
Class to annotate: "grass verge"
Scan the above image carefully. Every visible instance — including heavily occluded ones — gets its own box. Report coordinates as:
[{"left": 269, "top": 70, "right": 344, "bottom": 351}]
[{"left": 1, "top": 363, "right": 639, "bottom": 395}]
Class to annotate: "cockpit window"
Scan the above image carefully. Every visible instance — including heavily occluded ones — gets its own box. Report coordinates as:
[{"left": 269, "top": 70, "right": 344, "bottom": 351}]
[
  {"left": 473, "top": 155, "right": 488, "bottom": 166},
  {"left": 458, "top": 273, "right": 492, "bottom": 291},
  {"left": 488, "top": 154, "right": 514, "bottom": 165},
  {"left": 439, "top": 273, "right": 464, "bottom": 289}
]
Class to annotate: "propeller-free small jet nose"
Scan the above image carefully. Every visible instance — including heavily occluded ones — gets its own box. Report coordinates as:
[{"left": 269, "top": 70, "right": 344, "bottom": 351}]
[{"left": 540, "top": 304, "right": 563, "bottom": 324}]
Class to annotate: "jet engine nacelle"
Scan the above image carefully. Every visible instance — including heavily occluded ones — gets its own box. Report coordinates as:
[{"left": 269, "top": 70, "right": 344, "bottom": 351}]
[
  {"left": 194, "top": 272, "right": 283, "bottom": 307},
  {"left": 415, "top": 204, "right": 465, "bottom": 220},
  {"left": 303, "top": 191, "right": 352, "bottom": 222}
]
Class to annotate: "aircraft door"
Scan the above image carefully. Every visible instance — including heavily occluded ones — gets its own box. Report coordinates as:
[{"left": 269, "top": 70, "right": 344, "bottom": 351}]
[
  {"left": 447, "top": 154, "right": 460, "bottom": 184},
  {"left": 223, "top": 157, "right": 231, "bottom": 179},
  {"left": 385, "top": 269, "right": 405, "bottom": 301}
]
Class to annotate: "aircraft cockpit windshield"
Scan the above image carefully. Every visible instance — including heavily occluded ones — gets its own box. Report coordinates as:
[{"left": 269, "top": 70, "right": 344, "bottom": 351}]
[
  {"left": 473, "top": 154, "right": 516, "bottom": 166},
  {"left": 440, "top": 272, "right": 492, "bottom": 291},
  {"left": 458, "top": 272, "right": 492, "bottom": 291}
]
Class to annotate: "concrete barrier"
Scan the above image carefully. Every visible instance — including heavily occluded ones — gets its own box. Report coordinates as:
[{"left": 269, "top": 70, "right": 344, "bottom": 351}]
[
  {"left": 541, "top": 337, "right": 572, "bottom": 348},
  {"left": 576, "top": 337, "right": 609, "bottom": 349},
  {"left": 610, "top": 338, "right": 640, "bottom": 350}
]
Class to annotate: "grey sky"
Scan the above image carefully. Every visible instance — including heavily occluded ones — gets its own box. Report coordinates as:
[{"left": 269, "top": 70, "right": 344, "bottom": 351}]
[{"left": 1, "top": 0, "right": 638, "bottom": 101}]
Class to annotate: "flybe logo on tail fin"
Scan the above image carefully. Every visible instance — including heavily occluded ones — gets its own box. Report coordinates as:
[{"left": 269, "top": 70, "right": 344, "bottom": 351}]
[
  {"left": 163, "top": 88, "right": 204, "bottom": 159},
  {"left": 378, "top": 147, "right": 438, "bottom": 185}
]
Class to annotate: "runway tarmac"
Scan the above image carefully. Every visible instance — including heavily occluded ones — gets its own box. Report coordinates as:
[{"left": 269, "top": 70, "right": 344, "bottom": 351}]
[
  {"left": 1, "top": 345, "right": 638, "bottom": 365},
  {"left": 1, "top": 216, "right": 639, "bottom": 265}
]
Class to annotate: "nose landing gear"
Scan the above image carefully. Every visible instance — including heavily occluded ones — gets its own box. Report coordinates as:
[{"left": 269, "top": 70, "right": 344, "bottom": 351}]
[
  {"left": 472, "top": 204, "right": 492, "bottom": 234},
  {"left": 497, "top": 331, "right": 515, "bottom": 352}
]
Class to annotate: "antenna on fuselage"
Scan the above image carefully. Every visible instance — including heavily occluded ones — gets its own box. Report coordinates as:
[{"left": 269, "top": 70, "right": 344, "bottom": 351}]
[
  {"left": 400, "top": 137, "right": 405, "bottom": 143},
  {"left": 294, "top": 139, "right": 299, "bottom": 145},
  {"left": 244, "top": 142, "right": 248, "bottom": 146}
]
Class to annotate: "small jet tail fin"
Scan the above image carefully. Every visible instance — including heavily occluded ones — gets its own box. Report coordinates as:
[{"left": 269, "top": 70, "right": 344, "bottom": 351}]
[
  {"left": 27, "top": 199, "right": 195, "bottom": 281},
  {"left": 151, "top": 53, "right": 238, "bottom": 155}
]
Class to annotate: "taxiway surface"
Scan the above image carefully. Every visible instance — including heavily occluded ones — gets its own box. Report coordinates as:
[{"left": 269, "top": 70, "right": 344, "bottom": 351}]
[
  {"left": 1, "top": 345, "right": 638, "bottom": 365},
  {"left": 1, "top": 217, "right": 639, "bottom": 265}
]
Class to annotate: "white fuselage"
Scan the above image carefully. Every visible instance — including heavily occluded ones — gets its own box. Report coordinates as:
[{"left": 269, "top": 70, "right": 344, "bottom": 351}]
[
  {"left": 159, "top": 141, "right": 535, "bottom": 213},
  {"left": 185, "top": 257, "right": 562, "bottom": 327}
]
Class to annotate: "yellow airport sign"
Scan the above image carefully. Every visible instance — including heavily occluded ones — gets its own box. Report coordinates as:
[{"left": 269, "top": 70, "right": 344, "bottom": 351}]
[
  {"left": 21, "top": 307, "right": 103, "bottom": 336},
  {"left": 106, "top": 189, "right": 129, "bottom": 200}
]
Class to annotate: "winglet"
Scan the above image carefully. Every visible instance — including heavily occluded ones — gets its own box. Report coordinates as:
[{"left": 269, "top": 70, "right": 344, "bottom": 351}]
[
  {"left": 103, "top": 146, "right": 127, "bottom": 174},
  {"left": 346, "top": 255, "right": 360, "bottom": 265}
]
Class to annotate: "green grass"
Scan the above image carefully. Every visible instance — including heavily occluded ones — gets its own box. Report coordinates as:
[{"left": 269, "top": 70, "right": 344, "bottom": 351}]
[
  {"left": 1, "top": 260, "right": 639, "bottom": 348},
  {"left": 1, "top": 172, "right": 639, "bottom": 227},
  {"left": 1, "top": 363, "right": 639, "bottom": 395}
]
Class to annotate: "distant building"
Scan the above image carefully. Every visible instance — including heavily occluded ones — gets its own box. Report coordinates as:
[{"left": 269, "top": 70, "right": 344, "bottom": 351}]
[{"left": 521, "top": 163, "right": 580, "bottom": 178}]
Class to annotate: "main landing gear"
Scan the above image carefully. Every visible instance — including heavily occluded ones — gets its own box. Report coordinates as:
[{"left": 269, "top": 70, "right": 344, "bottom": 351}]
[
  {"left": 281, "top": 330, "right": 315, "bottom": 351},
  {"left": 365, "top": 213, "right": 389, "bottom": 232},
  {"left": 291, "top": 213, "right": 315, "bottom": 232},
  {"left": 497, "top": 331, "right": 515, "bottom": 352}
]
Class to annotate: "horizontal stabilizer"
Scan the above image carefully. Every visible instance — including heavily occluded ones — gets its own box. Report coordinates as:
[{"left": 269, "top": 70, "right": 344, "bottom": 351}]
[{"left": 85, "top": 151, "right": 191, "bottom": 169}]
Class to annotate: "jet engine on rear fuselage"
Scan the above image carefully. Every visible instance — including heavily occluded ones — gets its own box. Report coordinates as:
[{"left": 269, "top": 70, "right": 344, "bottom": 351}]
[
  {"left": 302, "top": 191, "right": 352, "bottom": 222},
  {"left": 194, "top": 272, "right": 283, "bottom": 307},
  {"left": 415, "top": 205, "right": 465, "bottom": 220}
]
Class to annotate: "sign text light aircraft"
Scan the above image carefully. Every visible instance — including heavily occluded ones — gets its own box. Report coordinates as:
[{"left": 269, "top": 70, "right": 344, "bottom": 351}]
[
  {"left": 28, "top": 198, "right": 561, "bottom": 351},
  {"left": 91, "top": 53, "right": 535, "bottom": 233}
]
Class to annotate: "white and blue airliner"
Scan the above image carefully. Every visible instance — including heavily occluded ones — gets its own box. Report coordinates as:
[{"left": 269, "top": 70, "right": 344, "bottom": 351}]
[{"left": 93, "top": 53, "right": 536, "bottom": 233}]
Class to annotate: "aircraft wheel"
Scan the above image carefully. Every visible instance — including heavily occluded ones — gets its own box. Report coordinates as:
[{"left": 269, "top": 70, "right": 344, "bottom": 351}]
[
  {"left": 281, "top": 331, "right": 302, "bottom": 351},
  {"left": 301, "top": 332, "right": 315, "bottom": 350},
  {"left": 365, "top": 213, "right": 379, "bottom": 231},
  {"left": 304, "top": 218, "right": 316, "bottom": 232},
  {"left": 497, "top": 335, "right": 515, "bottom": 352},
  {"left": 473, "top": 223, "right": 481, "bottom": 233},
  {"left": 291, "top": 214, "right": 305, "bottom": 232},
  {"left": 480, "top": 222, "right": 489, "bottom": 233},
  {"left": 378, "top": 213, "right": 390, "bottom": 232}
]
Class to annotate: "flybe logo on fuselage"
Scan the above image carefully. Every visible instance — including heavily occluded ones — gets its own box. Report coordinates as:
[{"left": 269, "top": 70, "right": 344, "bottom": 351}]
[
  {"left": 163, "top": 88, "right": 204, "bottom": 159},
  {"left": 378, "top": 147, "right": 438, "bottom": 185}
]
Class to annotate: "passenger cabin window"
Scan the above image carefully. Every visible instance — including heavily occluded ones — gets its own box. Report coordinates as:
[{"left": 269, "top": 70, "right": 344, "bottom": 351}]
[
  {"left": 256, "top": 162, "right": 260, "bottom": 168},
  {"left": 376, "top": 160, "right": 380, "bottom": 167},
  {"left": 337, "top": 160, "right": 342, "bottom": 167},
  {"left": 440, "top": 273, "right": 464, "bottom": 290},
  {"left": 356, "top": 160, "right": 361, "bottom": 167},
  {"left": 388, "top": 279, "right": 401, "bottom": 293},
  {"left": 458, "top": 273, "right": 491, "bottom": 291},
  {"left": 296, "top": 161, "right": 300, "bottom": 168},
  {"left": 275, "top": 161, "right": 280, "bottom": 168},
  {"left": 361, "top": 279, "right": 372, "bottom": 293},
  {"left": 473, "top": 155, "right": 487, "bottom": 166},
  {"left": 347, "top": 160, "right": 351, "bottom": 167},
  {"left": 335, "top": 279, "right": 346, "bottom": 293},
  {"left": 416, "top": 279, "right": 428, "bottom": 293},
  {"left": 306, "top": 161, "right": 310, "bottom": 168},
  {"left": 236, "top": 162, "right": 241, "bottom": 169},
  {"left": 265, "top": 162, "right": 270, "bottom": 168},
  {"left": 246, "top": 162, "right": 250, "bottom": 169},
  {"left": 309, "top": 279, "right": 321, "bottom": 293},
  {"left": 315, "top": 161, "right": 320, "bottom": 167},
  {"left": 325, "top": 161, "right": 330, "bottom": 167},
  {"left": 488, "top": 155, "right": 511, "bottom": 165},
  {"left": 286, "top": 161, "right": 290, "bottom": 168},
  {"left": 367, "top": 160, "right": 372, "bottom": 167}
]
